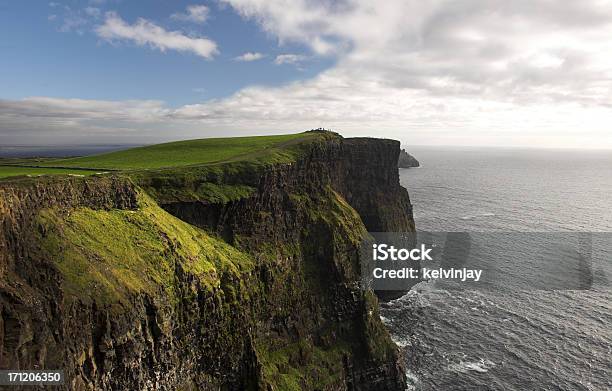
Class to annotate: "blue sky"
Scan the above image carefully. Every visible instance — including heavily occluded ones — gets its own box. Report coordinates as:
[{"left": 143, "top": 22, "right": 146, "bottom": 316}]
[
  {"left": 1, "top": 0, "right": 612, "bottom": 148},
  {"left": 0, "top": 0, "right": 333, "bottom": 107}
]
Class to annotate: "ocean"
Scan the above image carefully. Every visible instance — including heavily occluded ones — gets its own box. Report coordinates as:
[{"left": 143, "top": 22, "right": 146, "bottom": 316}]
[{"left": 383, "top": 147, "right": 612, "bottom": 390}]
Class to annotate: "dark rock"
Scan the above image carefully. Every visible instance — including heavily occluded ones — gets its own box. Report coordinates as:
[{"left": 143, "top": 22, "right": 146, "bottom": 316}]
[
  {"left": 0, "top": 136, "right": 414, "bottom": 390},
  {"left": 398, "top": 149, "right": 420, "bottom": 168}
]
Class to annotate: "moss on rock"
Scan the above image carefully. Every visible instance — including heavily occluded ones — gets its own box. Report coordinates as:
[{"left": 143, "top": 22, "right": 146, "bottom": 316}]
[{"left": 34, "top": 191, "right": 253, "bottom": 307}]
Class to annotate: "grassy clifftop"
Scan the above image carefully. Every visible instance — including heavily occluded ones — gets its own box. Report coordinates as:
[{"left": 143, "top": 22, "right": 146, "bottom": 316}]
[
  {"left": 0, "top": 131, "right": 337, "bottom": 179},
  {"left": 36, "top": 133, "right": 320, "bottom": 170}
]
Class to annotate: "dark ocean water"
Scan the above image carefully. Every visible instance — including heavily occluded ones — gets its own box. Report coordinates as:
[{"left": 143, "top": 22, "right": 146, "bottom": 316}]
[{"left": 383, "top": 147, "right": 612, "bottom": 391}]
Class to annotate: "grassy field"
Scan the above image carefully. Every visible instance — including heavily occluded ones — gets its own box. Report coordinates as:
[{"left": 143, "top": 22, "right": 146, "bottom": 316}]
[
  {"left": 0, "top": 157, "right": 60, "bottom": 165},
  {"left": 0, "top": 132, "right": 336, "bottom": 180},
  {"left": 0, "top": 166, "right": 101, "bottom": 179},
  {"left": 34, "top": 133, "right": 318, "bottom": 170}
]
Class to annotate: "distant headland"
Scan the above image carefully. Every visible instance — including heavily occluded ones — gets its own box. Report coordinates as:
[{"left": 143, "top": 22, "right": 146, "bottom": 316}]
[{"left": 398, "top": 148, "right": 420, "bottom": 168}]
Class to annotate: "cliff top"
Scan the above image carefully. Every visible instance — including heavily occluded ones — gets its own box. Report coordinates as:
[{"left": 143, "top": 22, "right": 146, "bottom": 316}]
[{"left": 0, "top": 131, "right": 339, "bottom": 180}]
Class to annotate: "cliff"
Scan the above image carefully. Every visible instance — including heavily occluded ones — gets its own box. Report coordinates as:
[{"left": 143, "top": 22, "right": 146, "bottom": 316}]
[
  {"left": 0, "top": 133, "right": 415, "bottom": 390},
  {"left": 398, "top": 149, "right": 420, "bottom": 168}
]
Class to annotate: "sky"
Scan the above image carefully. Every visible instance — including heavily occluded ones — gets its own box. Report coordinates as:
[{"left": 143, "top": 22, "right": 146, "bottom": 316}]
[{"left": 1, "top": 0, "right": 612, "bottom": 148}]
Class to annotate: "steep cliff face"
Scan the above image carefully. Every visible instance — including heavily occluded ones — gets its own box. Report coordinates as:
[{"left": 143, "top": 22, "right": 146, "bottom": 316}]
[
  {"left": 0, "top": 135, "right": 414, "bottom": 390},
  {"left": 330, "top": 138, "right": 415, "bottom": 232},
  {"left": 154, "top": 137, "right": 414, "bottom": 235}
]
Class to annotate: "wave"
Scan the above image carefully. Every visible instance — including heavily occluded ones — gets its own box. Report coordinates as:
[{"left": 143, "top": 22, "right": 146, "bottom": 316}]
[
  {"left": 447, "top": 358, "right": 496, "bottom": 374},
  {"left": 460, "top": 212, "right": 496, "bottom": 220},
  {"left": 405, "top": 369, "right": 420, "bottom": 391}
]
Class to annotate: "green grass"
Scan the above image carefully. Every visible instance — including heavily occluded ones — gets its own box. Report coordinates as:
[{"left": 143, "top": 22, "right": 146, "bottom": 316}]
[
  {"left": 34, "top": 192, "right": 253, "bottom": 306},
  {"left": 34, "top": 133, "right": 320, "bottom": 170},
  {"left": 255, "top": 339, "right": 348, "bottom": 390},
  {"left": 0, "top": 166, "right": 101, "bottom": 179},
  {"left": 0, "top": 157, "right": 60, "bottom": 165}
]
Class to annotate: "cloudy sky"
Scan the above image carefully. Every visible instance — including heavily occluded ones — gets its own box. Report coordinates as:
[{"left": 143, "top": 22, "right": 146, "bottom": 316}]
[{"left": 2, "top": 0, "right": 612, "bottom": 148}]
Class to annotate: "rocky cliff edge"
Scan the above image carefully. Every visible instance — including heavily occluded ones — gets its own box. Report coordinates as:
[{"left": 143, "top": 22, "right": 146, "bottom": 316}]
[{"left": 0, "top": 132, "right": 414, "bottom": 390}]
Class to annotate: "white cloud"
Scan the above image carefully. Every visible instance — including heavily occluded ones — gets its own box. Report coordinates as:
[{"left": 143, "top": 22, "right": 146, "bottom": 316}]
[
  {"left": 171, "top": 5, "right": 210, "bottom": 23},
  {"left": 207, "top": 0, "right": 612, "bottom": 147},
  {"left": 48, "top": 4, "right": 99, "bottom": 34},
  {"left": 220, "top": 0, "right": 612, "bottom": 106},
  {"left": 0, "top": 97, "right": 174, "bottom": 144},
  {"left": 274, "top": 54, "right": 305, "bottom": 65},
  {"left": 96, "top": 12, "right": 218, "bottom": 58},
  {"left": 166, "top": 70, "right": 612, "bottom": 148},
  {"left": 219, "top": 0, "right": 340, "bottom": 55},
  {"left": 234, "top": 52, "right": 265, "bottom": 61},
  {"left": 10, "top": 0, "right": 612, "bottom": 148},
  {"left": 53, "top": 6, "right": 89, "bottom": 34}
]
